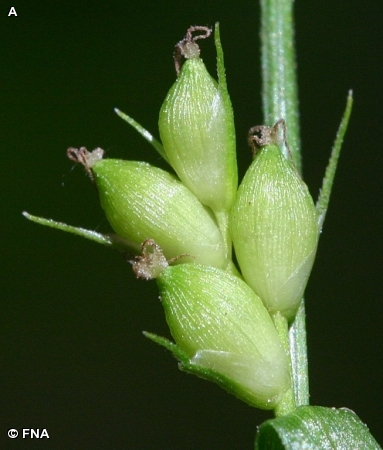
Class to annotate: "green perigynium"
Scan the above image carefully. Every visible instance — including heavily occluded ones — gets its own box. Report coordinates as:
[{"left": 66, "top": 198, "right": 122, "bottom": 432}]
[
  {"left": 133, "top": 240, "right": 290, "bottom": 409},
  {"left": 159, "top": 26, "right": 237, "bottom": 215},
  {"left": 67, "top": 147, "right": 227, "bottom": 268},
  {"left": 231, "top": 121, "right": 319, "bottom": 320}
]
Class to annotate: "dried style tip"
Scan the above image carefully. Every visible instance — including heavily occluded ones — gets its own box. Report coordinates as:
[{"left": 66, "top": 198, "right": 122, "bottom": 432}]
[
  {"left": 131, "top": 239, "right": 192, "bottom": 280},
  {"left": 67, "top": 147, "right": 104, "bottom": 181},
  {"left": 174, "top": 25, "right": 212, "bottom": 75},
  {"left": 248, "top": 119, "right": 292, "bottom": 160},
  {"left": 131, "top": 239, "right": 169, "bottom": 280}
]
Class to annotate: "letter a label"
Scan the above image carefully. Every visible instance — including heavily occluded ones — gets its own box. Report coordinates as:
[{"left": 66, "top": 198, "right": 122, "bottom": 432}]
[{"left": 8, "top": 7, "right": 17, "bottom": 16}]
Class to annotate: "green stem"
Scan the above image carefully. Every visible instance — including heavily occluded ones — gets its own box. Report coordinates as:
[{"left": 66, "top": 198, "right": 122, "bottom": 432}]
[
  {"left": 272, "top": 312, "right": 296, "bottom": 416},
  {"left": 288, "top": 300, "right": 309, "bottom": 406},
  {"left": 260, "top": 0, "right": 301, "bottom": 173},
  {"left": 260, "top": 0, "right": 309, "bottom": 408}
]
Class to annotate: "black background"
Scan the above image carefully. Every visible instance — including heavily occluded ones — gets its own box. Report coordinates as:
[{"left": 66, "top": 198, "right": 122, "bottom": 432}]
[{"left": 2, "top": 1, "right": 383, "bottom": 448}]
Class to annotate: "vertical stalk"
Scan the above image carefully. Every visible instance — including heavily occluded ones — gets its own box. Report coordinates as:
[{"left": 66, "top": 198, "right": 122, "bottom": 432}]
[
  {"left": 272, "top": 312, "right": 296, "bottom": 416},
  {"left": 260, "top": 0, "right": 301, "bottom": 173},
  {"left": 288, "top": 301, "right": 309, "bottom": 406},
  {"left": 260, "top": 0, "right": 309, "bottom": 408}
]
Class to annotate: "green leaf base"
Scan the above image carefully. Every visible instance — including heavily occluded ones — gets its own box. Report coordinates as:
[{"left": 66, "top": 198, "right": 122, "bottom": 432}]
[{"left": 255, "top": 405, "right": 381, "bottom": 449}]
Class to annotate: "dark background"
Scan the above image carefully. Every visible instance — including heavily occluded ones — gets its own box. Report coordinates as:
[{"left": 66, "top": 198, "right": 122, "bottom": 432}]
[{"left": 2, "top": 1, "right": 383, "bottom": 448}]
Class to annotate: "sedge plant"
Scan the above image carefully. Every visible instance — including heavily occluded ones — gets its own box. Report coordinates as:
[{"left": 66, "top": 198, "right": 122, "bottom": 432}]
[{"left": 23, "top": 1, "right": 381, "bottom": 448}]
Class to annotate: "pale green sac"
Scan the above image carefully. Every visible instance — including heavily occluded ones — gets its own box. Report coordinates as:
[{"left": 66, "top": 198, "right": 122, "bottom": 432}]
[
  {"left": 157, "top": 263, "right": 290, "bottom": 409},
  {"left": 91, "top": 159, "right": 227, "bottom": 268},
  {"left": 231, "top": 144, "right": 319, "bottom": 321},
  {"left": 159, "top": 56, "right": 237, "bottom": 214}
]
